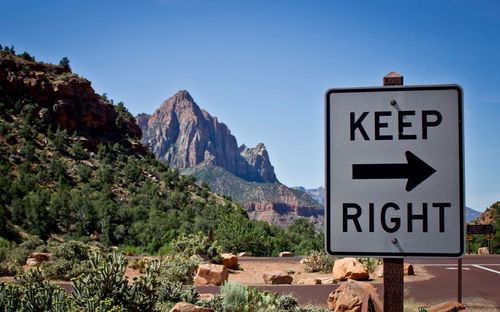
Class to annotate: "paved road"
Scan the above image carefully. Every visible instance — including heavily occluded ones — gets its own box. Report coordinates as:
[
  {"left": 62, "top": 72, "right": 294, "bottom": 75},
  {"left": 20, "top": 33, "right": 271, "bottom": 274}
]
[{"left": 197, "top": 255, "right": 500, "bottom": 308}]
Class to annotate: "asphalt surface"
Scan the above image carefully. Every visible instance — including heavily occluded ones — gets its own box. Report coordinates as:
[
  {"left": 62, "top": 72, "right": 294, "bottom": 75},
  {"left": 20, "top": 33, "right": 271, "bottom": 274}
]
[{"left": 197, "top": 255, "right": 500, "bottom": 308}]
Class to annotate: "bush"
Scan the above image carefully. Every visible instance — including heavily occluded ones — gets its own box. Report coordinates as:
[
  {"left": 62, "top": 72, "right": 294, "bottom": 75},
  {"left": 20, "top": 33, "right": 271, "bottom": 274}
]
[
  {"left": 172, "top": 232, "right": 222, "bottom": 263},
  {"left": 0, "top": 262, "right": 21, "bottom": 277},
  {"left": 156, "top": 254, "right": 201, "bottom": 285},
  {"left": 358, "top": 258, "right": 382, "bottom": 274},
  {"left": 220, "top": 282, "right": 278, "bottom": 312},
  {"left": 41, "top": 241, "right": 97, "bottom": 280},
  {"left": 302, "top": 251, "right": 336, "bottom": 273},
  {"left": 3, "top": 236, "right": 44, "bottom": 266},
  {"left": 0, "top": 237, "right": 10, "bottom": 261}
]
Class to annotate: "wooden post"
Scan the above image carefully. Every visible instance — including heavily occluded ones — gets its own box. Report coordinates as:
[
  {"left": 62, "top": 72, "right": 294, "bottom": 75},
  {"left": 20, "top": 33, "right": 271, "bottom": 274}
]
[
  {"left": 383, "top": 72, "right": 404, "bottom": 312},
  {"left": 458, "top": 258, "right": 462, "bottom": 303}
]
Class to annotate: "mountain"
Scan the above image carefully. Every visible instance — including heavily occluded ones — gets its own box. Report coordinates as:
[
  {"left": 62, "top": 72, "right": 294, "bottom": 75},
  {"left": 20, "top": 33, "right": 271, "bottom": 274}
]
[
  {"left": 294, "top": 186, "right": 325, "bottom": 207},
  {"left": 138, "top": 91, "right": 323, "bottom": 227},
  {"left": 138, "top": 90, "right": 277, "bottom": 183},
  {"left": 465, "top": 207, "right": 482, "bottom": 223}
]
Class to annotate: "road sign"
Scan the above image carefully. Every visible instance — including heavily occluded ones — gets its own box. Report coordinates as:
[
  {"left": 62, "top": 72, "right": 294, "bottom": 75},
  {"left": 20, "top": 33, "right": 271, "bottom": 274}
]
[
  {"left": 466, "top": 224, "right": 494, "bottom": 235},
  {"left": 325, "top": 85, "right": 464, "bottom": 257}
]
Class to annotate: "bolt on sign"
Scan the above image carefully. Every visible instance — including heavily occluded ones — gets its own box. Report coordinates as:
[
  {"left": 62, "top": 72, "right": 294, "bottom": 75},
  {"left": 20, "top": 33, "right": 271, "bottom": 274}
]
[{"left": 325, "top": 85, "right": 464, "bottom": 257}]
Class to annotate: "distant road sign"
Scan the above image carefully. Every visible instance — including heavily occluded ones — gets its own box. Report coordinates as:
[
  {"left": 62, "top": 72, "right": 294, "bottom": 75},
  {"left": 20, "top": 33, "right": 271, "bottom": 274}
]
[
  {"left": 467, "top": 224, "right": 495, "bottom": 235},
  {"left": 326, "top": 85, "right": 464, "bottom": 257}
]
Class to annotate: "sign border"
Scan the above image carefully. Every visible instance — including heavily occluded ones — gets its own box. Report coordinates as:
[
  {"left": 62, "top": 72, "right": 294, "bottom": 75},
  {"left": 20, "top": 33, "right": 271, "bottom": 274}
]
[{"left": 325, "top": 85, "right": 464, "bottom": 258}]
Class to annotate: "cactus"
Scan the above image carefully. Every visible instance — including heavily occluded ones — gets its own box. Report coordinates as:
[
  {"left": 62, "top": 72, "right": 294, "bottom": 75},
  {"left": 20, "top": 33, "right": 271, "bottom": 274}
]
[
  {"left": 0, "top": 282, "right": 22, "bottom": 312},
  {"left": 72, "top": 251, "right": 128, "bottom": 309}
]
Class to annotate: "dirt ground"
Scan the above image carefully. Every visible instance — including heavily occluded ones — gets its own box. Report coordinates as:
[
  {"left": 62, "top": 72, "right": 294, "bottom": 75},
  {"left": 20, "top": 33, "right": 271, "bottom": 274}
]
[{"left": 227, "top": 257, "right": 432, "bottom": 285}]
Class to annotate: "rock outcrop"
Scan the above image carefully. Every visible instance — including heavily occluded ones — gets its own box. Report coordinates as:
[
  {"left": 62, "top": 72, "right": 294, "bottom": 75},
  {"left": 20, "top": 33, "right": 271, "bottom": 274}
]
[
  {"left": 0, "top": 51, "right": 141, "bottom": 148},
  {"left": 138, "top": 90, "right": 277, "bottom": 183}
]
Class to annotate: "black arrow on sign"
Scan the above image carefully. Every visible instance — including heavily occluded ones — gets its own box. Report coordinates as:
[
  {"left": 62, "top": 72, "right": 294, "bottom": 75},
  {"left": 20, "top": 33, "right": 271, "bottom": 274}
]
[{"left": 352, "top": 151, "right": 436, "bottom": 192}]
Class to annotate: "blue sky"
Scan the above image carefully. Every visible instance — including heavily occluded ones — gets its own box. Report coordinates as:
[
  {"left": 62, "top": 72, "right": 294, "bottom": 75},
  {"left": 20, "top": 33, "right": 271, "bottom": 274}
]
[{"left": 2, "top": 0, "right": 500, "bottom": 211}]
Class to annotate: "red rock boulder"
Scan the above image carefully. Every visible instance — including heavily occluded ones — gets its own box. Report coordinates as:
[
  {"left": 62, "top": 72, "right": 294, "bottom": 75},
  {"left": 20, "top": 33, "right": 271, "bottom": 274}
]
[
  {"left": 263, "top": 271, "right": 293, "bottom": 284},
  {"left": 221, "top": 253, "right": 238, "bottom": 270},
  {"left": 332, "top": 258, "right": 369, "bottom": 281},
  {"left": 193, "top": 264, "right": 228, "bottom": 286},
  {"left": 26, "top": 252, "right": 52, "bottom": 266},
  {"left": 327, "top": 279, "right": 383, "bottom": 312}
]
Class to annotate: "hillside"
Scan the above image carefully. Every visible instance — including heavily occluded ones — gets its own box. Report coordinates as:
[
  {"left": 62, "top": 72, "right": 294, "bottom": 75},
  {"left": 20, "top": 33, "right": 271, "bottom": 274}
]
[
  {"left": 183, "top": 164, "right": 323, "bottom": 227},
  {"left": 0, "top": 47, "right": 322, "bottom": 256}
]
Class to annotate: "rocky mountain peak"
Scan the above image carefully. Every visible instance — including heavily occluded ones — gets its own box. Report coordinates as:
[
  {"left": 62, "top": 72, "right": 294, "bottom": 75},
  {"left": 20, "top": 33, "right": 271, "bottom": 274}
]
[{"left": 138, "top": 91, "right": 278, "bottom": 183}]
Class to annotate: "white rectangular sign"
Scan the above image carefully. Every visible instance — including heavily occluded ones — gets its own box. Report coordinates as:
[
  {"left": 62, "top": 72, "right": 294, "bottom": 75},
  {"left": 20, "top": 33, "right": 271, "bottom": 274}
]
[{"left": 325, "top": 85, "right": 464, "bottom": 257}]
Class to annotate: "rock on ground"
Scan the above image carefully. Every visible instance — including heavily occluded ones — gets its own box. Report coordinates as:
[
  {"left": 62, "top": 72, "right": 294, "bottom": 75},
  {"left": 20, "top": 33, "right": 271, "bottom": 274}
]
[
  {"left": 193, "top": 264, "right": 228, "bottom": 286},
  {"left": 327, "top": 279, "right": 383, "bottom": 312},
  {"left": 279, "top": 251, "right": 294, "bottom": 257},
  {"left": 478, "top": 247, "right": 489, "bottom": 255},
  {"left": 297, "top": 278, "right": 322, "bottom": 285},
  {"left": 26, "top": 252, "right": 52, "bottom": 266},
  {"left": 332, "top": 258, "right": 369, "bottom": 281},
  {"left": 428, "top": 301, "right": 465, "bottom": 312},
  {"left": 221, "top": 253, "right": 238, "bottom": 270},
  {"left": 169, "top": 302, "right": 214, "bottom": 312},
  {"left": 262, "top": 271, "right": 293, "bottom": 284}
]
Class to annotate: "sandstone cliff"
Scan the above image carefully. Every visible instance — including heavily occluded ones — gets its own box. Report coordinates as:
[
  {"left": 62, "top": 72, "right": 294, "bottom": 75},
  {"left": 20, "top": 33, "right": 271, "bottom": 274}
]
[
  {"left": 139, "top": 90, "right": 277, "bottom": 183},
  {"left": 0, "top": 51, "right": 141, "bottom": 148}
]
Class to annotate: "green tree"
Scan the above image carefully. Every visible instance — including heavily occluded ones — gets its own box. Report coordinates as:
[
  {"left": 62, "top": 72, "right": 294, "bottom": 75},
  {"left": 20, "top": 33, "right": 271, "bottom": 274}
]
[{"left": 59, "top": 57, "right": 71, "bottom": 71}]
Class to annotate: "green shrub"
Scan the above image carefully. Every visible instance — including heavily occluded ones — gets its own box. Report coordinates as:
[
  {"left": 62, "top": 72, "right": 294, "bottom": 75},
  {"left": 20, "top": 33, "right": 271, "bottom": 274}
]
[
  {"left": 172, "top": 232, "right": 222, "bottom": 263},
  {"left": 275, "top": 294, "right": 299, "bottom": 311},
  {"left": 0, "top": 237, "right": 10, "bottom": 261},
  {"left": 358, "top": 258, "right": 381, "bottom": 274},
  {"left": 220, "top": 282, "right": 278, "bottom": 312},
  {"left": 5, "top": 236, "right": 44, "bottom": 265},
  {"left": 41, "top": 241, "right": 97, "bottom": 280},
  {"left": 156, "top": 254, "right": 201, "bottom": 285},
  {"left": 196, "top": 294, "right": 224, "bottom": 311},
  {"left": 302, "top": 251, "right": 336, "bottom": 273},
  {"left": 0, "top": 262, "right": 21, "bottom": 277},
  {"left": 220, "top": 282, "right": 248, "bottom": 311}
]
